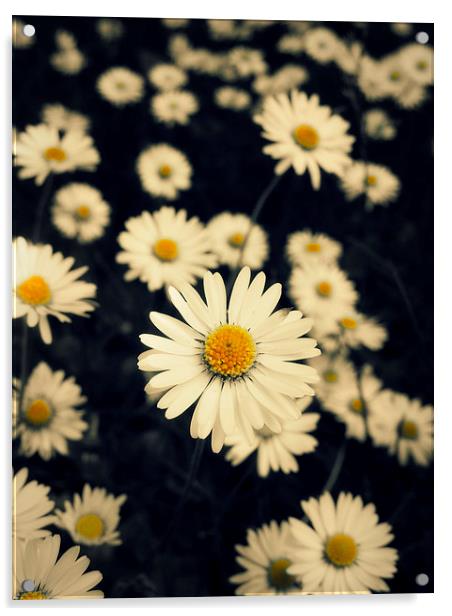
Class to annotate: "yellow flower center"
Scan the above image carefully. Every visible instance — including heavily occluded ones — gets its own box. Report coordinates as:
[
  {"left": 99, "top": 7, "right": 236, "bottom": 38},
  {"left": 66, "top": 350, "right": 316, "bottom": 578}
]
[
  {"left": 306, "top": 242, "right": 321, "bottom": 253},
  {"left": 76, "top": 205, "right": 91, "bottom": 219},
  {"left": 75, "top": 513, "right": 105, "bottom": 540},
  {"left": 366, "top": 174, "right": 377, "bottom": 186},
  {"left": 153, "top": 238, "right": 179, "bottom": 262},
  {"left": 325, "top": 533, "right": 358, "bottom": 567},
  {"left": 268, "top": 558, "right": 295, "bottom": 592},
  {"left": 43, "top": 146, "right": 67, "bottom": 162},
  {"left": 24, "top": 399, "right": 53, "bottom": 427},
  {"left": 18, "top": 591, "right": 47, "bottom": 600},
  {"left": 203, "top": 324, "right": 256, "bottom": 378},
  {"left": 158, "top": 164, "right": 172, "bottom": 178},
  {"left": 416, "top": 60, "right": 428, "bottom": 71},
  {"left": 323, "top": 369, "right": 338, "bottom": 383},
  {"left": 17, "top": 275, "right": 51, "bottom": 306},
  {"left": 350, "top": 398, "right": 363, "bottom": 413},
  {"left": 256, "top": 426, "right": 275, "bottom": 439},
  {"left": 401, "top": 420, "right": 418, "bottom": 440},
  {"left": 389, "top": 70, "right": 401, "bottom": 81},
  {"left": 293, "top": 124, "right": 319, "bottom": 150},
  {"left": 316, "top": 281, "right": 332, "bottom": 297},
  {"left": 228, "top": 232, "right": 245, "bottom": 247},
  {"left": 340, "top": 317, "right": 357, "bottom": 330}
]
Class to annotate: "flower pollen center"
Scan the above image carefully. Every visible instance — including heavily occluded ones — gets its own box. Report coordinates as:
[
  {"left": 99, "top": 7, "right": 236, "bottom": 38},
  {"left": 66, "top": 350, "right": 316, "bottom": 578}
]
[
  {"left": 158, "top": 164, "right": 172, "bottom": 178},
  {"left": 153, "top": 238, "right": 179, "bottom": 262},
  {"left": 18, "top": 591, "right": 48, "bottom": 600},
  {"left": 76, "top": 205, "right": 91, "bottom": 219},
  {"left": 204, "top": 324, "right": 256, "bottom": 378},
  {"left": 340, "top": 317, "right": 357, "bottom": 330},
  {"left": 323, "top": 369, "right": 338, "bottom": 383},
  {"left": 350, "top": 398, "right": 364, "bottom": 413},
  {"left": 228, "top": 232, "right": 245, "bottom": 248},
  {"left": 44, "top": 146, "right": 67, "bottom": 162},
  {"left": 25, "top": 399, "right": 53, "bottom": 427},
  {"left": 401, "top": 419, "right": 418, "bottom": 440},
  {"left": 293, "top": 124, "right": 319, "bottom": 150},
  {"left": 75, "top": 513, "right": 105, "bottom": 540},
  {"left": 17, "top": 275, "right": 51, "bottom": 306},
  {"left": 316, "top": 281, "right": 332, "bottom": 297},
  {"left": 268, "top": 558, "right": 295, "bottom": 592},
  {"left": 326, "top": 533, "right": 358, "bottom": 567},
  {"left": 306, "top": 242, "right": 321, "bottom": 253},
  {"left": 366, "top": 174, "right": 378, "bottom": 186}
]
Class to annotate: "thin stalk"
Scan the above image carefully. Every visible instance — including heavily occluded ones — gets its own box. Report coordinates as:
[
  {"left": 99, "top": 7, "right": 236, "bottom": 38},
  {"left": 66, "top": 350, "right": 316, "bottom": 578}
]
[
  {"left": 32, "top": 173, "right": 54, "bottom": 242},
  {"left": 322, "top": 440, "right": 347, "bottom": 495}
]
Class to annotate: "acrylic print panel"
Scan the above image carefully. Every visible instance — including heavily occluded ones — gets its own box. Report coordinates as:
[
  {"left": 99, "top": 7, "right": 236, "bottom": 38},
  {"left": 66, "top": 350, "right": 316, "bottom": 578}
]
[{"left": 12, "top": 15, "right": 433, "bottom": 600}]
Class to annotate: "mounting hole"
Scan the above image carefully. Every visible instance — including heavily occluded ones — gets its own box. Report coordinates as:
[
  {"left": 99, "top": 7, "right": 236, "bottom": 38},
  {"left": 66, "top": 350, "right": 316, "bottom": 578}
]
[
  {"left": 416, "top": 573, "right": 429, "bottom": 586},
  {"left": 21, "top": 579, "right": 35, "bottom": 592},
  {"left": 415, "top": 31, "right": 429, "bottom": 44},
  {"left": 23, "top": 24, "right": 35, "bottom": 38}
]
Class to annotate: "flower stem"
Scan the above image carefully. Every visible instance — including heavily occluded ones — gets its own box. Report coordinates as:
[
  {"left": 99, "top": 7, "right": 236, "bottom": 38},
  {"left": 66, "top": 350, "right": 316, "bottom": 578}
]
[
  {"left": 32, "top": 173, "right": 54, "bottom": 242},
  {"left": 322, "top": 440, "right": 347, "bottom": 494}
]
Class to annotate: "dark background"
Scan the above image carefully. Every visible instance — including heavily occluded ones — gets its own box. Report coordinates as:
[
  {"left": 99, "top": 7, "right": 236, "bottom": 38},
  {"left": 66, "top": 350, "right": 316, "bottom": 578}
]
[{"left": 12, "top": 16, "right": 433, "bottom": 597}]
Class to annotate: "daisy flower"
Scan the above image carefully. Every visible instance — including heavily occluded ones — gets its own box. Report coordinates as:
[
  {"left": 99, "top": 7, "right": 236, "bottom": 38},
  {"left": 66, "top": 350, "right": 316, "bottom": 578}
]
[
  {"left": 97, "top": 67, "right": 145, "bottom": 107},
  {"left": 14, "top": 124, "right": 100, "bottom": 186},
  {"left": 288, "top": 492, "right": 398, "bottom": 593},
  {"left": 253, "top": 65, "right": 309, "bottom": 97},
  {"left": 51, "top": 48, "right": 86, "bottom": 75},
  {"left": 254, "top": 91, "right": 355, "bottom": 189},
  {"left": 13, "top": 362, "right": 88, "bottom": 460},
  {"left": 369, "top": 391, "right": 433, "bottom": 466},
  {"left": 336, "top": 312, "right": 387, "bottom": 351},
  {"left": 41, "top": 103, "right": 90, "bottom": 134},
  {"left": 289, "top": 262, "right": 358, "bottom": 322},
  {"left": 139, "top": 267, "right": 321, "bottom": 452},
  {"left": 13, "top": 468, "right": 55, "bottom": 542},
  {"left": 308, "top": 354, "right": 357, "bottom": 406},
  {"left": 230, "top": 521, "right": 303, "bottom": 595},
  {"left": 51, "top": 183, "right": 111, "bottom": 243},
  {"left": 303, "top": 27, "right": 341, "bottom": 64},
  {"left": 226, "top": 47, "right": 268, "bottom": 79},
  {"left": 225, "top": 397, "right": 320, "bottom": 477},
  {"left": 399, "top": 43, "right": 433, "bottom": 86},
  {"left": 363, "top": 109, "right": 396, "bottom": 141},
  {"left": 116, "top": 206, "right": 217, "bottom": 292},
  {"left": 391, "top": 23, "right": 414, "bottom": 36},
  {"left": 13, "top": 237, "right": 97, "bottom": 344},
  {"left": 340, "top": 161, "right": 401, "bottom": 207},
  {"left": 286, "top": 230, "right": 342, "bottom": 268},
  {"left": 13, "top": 19, "right": 35, "bottom": 49},
  {"left": 162, "top": 18, "right": 189, "bottom": 29},
  {"left": 151, "top": 90, "right": 199, "bottom": 126},
  {"left": 148, "top": 63, "right": 188, "bottom": 91},
  {"left": 278, "top": 34, "right": 305, "bottom": 55},
  {"left": 13, "top": 535, "right": 103, "bottom": 599},
  {"left": 207, "top": 212, "right": 269, "bottom": 270},
  {"left": 357, "top": 57, "right": 387, "bottom": 102},
  {"left": 96, "top": 18, "right": 124, "bottom": 41},
  {"left": 55, "top": 484, "right": 127, "bottom": 547},
  {"left": 214, "top": 86, "right": 251, "bottom": 110},
  {"left": 136, "top": 144, "right": 192, "bottom": 200}
]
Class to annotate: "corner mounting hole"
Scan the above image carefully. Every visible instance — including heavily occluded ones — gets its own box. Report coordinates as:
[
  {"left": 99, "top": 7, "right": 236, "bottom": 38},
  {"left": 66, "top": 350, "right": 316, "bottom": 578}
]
[
  {"left": 23, "top": 24, "right": 35, "bottom": 38},
  {"left": 416, "top": 573, "right": 429, "bottom": 586},
  {"left": 415, "top": 31, "right": 429, "bottom": 44}
]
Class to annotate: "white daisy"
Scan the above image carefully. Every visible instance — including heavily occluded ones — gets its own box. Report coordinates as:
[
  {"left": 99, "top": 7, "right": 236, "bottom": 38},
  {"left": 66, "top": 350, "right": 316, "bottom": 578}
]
[
  {"left": 207, "top": 212, "right": 269, "bottom": 270},
  {"left": 253, "top": 65, "right": 309, "bottom": 97},
  {"left": 369, "top": 391, "right": 433, "bottom": 466},
  {"left": 334, "top": 41, "right": 364, "bottom": 75},
  {"left": 308, "top": 354, "right": 357, "bottom": 406},
  {"left": 225, "top": 397, "right": 320, "bottom": 477},
  {"left": 14, "top": 124, "right": 100, "bottom": 186},
  {"left": 336, "top": 312, "right": 387, "bottom": 351},
  {"left": 96, "top": 18, "right": 124, "bottom": 41},
  {"left": 162, "top": 18, "right": 189, "bottom": 29},
  {"left": 286, "top": 230, "right": 342, "bottom": 268},
  {"left": 230, "top": 521, "right": 303, "bottom": 595},
  {"left": 54, "top": 484, "right": 126, "bottom": 547},
  {"left": 117, "top": 206, "right": 217, "bottom": 292},
  {"left": 51, "top": 48, "right": 86, "bottom": 75},
  {"left": 139, "top": 267, "right": 321, "bottom": 452},
  {"left": 340, "top": 161, "right": 401, "bottom": 207},
  {"left": 363, "top": 109, "right": 396, "bottom": 141},
  {"left": 13, "top": 468, "right": 55, "bottom": 542},
  {"left": 13, "top": 237, "right": 97, "bottom": 344},
  {"left": 13, "top": 535, "right": 103, "bottom": 599},
  {"left": 214, "top": 86, "right": 251, "bottom": 111},
  {"left": 357, "top": 57, "right": 388, "bottom": 102},
  {"left": 136, "top": 143, "right": 192, "bottom": 200},
  {"left": 13, "top": 19, "right": 35, "bottom": 49},
  {"left": 51, "top": 183, "right": 111, "bottom": 243},
  {"left": 148, "top": 63, "right": 188, "bottom": 91},
  {"left": 14, "top": 362, "right": 88, "bottom": 460},
  {"left": 278, "top": 34, "right": 305, "bottom": 55},
  {"left": 254, "top": 91, "right": 355, "bottom": 189},
  {"left": 151, "top": 90, "right": 199, "bottom": 126},
  {"left": 97, "top": 67, "right": 145, "bottom": 107},
  {"left": 41, "top": 103, "right": 90, "bottom": 134},
  {"left": 303, "top": 27, "right": 341, "bottom": 64},
  {"left": 226, "top": 47, "right": 268, "bottom": 79},
  {"left": 399, "top": 43, "right": 433, "bottom": 86},
  {"left": 288, "top": 492, "right": 398, "bottom": 593}
]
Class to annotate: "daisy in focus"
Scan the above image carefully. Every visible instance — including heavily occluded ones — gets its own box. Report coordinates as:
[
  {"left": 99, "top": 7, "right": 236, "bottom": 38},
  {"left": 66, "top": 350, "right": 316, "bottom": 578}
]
[
  {"left": 14, "top": 362, "right": 88, "bottom": 460},
  {"left": 41, "top": 103, "right": 90, "bottom": 134},
  {"left": 363, "top": 109, "right": 396, "bottom": 141},
  {"left": 254, "top": 91, "right": 354, "bottom": 189},
  {"left": 55, "top": 484, "right": 127, "bottom": 546},
  {"left": 13, "top": 468, "right": 55, "bottom": 542},
  {"left": 13, "top": 237, "right": 97, "bottom": 344},
  {"left": 14, "top": 124, "right": 100, "bottom": 185},
  {"left": 13, "top": 535, "right": 103, "bottom": 600},
  {"left": 225, "top": 397, "right": 320, "bottom": 477},
  {"left": 117, "top": 206, "right": 217, "bottom": 291},
  {"left": 288, "top": 492, "right": 398, "bottom": 593},
  {"left": 97, "top": 67, "right": 145, "bottom": 106},
  {"left": 148, "top": 63, "right": 188, "bottom": 91},
  {"left": 136, "top": 144, "right": 192, "bottom": 200},
  {"left": 139, "top": 267, "right": 321, "bottom": 452},
  {"left": 340, "top": 161, "right": 401, "bottom": 208},
  {"left": 207, "top": 212, "right": 269, "bottom": 270},
  {"left": 286, "top": 230, "right": 342, "bottom": 268},
  {"left": 51, "top": 183, "right": 111, "bottom": 243},
  {"left": 151, "top": 90, "right": 199, "bottom": 126},
  {"left": 230, "top": 521, "right": 303, "bottom": 595}
]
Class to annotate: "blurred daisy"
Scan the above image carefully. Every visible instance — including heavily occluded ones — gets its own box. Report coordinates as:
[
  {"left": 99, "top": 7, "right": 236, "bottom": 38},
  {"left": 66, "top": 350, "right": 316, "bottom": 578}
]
[
  {"left": 96, "top": 18, "right": 124, "bottom": 41},
  {"left": 303, "top": 27, "right": 341, "bottom": 64},
  {"left": 225, "top": 397, "right": 320, "bottom": 477},
  {"left": 399, "top": 43, "right": 433, "bottom": 86},
  {"left": 162, "top": 18, "right": 189, "bottom": 29},
  {"left": 97, "top": 67, "right": 145, "bottom": 107},
  {"left": 278, "top": 34, "right": 305, "bottom": 55},
  {"left": 340, "top": 161, "right": 401, "bottom": 207},
  {"left": 336, "top": 312, "right": 387, "bottom": 351},
  {"left": 117, "top": 206, "right": 217, "bottom": 291},
  {"left": 286, "top": 230, "right": 342, "bottom": 268},
  {"left": 12, "top": 19, "right": 35, "bottom": 49},
  {"left": 14, "top": 362, "right": 88, "bottom": 460},
  {"left": 391, "top": 23, "right": 414, "bottom": 36},
  {"left": 254, "top": 91, "right": 354, "bottom": 189},
  {"left": 14, "top": 124, "right": 100, "bottom": 185},
  {"left": 363, "top": 109, "right": 396, "bottom": 141},
  {"left": 55, "top": 484, "right": 126, "bottom": 547},
  {"left": 288, "top": 492, "right": 398, "bottom": 593},
  {"left": 207, "top": 212, "right": 269, "bottom": 270},
  {"left": 139, "top": 267, "right": 320, "bottom": 452},
  {"left": 136, "top": 143, "right": 192, "bottom": 200},
  {"left": 13, "top": 468, "right": 55, "bottom": 542},
  {"left": 13, "top": 535, "right": 103, "bottom": 599},
  {"left": 41, "top": 103, "right": 90, "bottom": 134},
  {"left": 253, "top": 65, "right": 309, "bottom": 97},
  {"left": 308, "top": 354, "right": 357, "bottom": 405},
  {"left": 369, "top": 391, "right": 433, "bottom": 466},
  {"left": 13, "top": 237, "right": 97, "bottom": 344},
  {"left": 50, "top": 31, "right": 86, "bottom": 75},
  {"left": 148, "top": 63, "right": 188, "bottom": 91},
  {"left": 214, "top": 86, "right": 251, "bottom": 110},
  {"left": 334, "top": 41, "right": 364, "bottom": 75},
  {"left": 226, "top": 47, "right": 268, "bottom": 79},
  {"left": 230, "top": 521, "right": 303, "bottom": 595},
  {"left": 151, "top": 90, "right": 199, "bottom": 126},
  {"left": 357, "top": 57, "right": 387, "bottom": 102}
]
